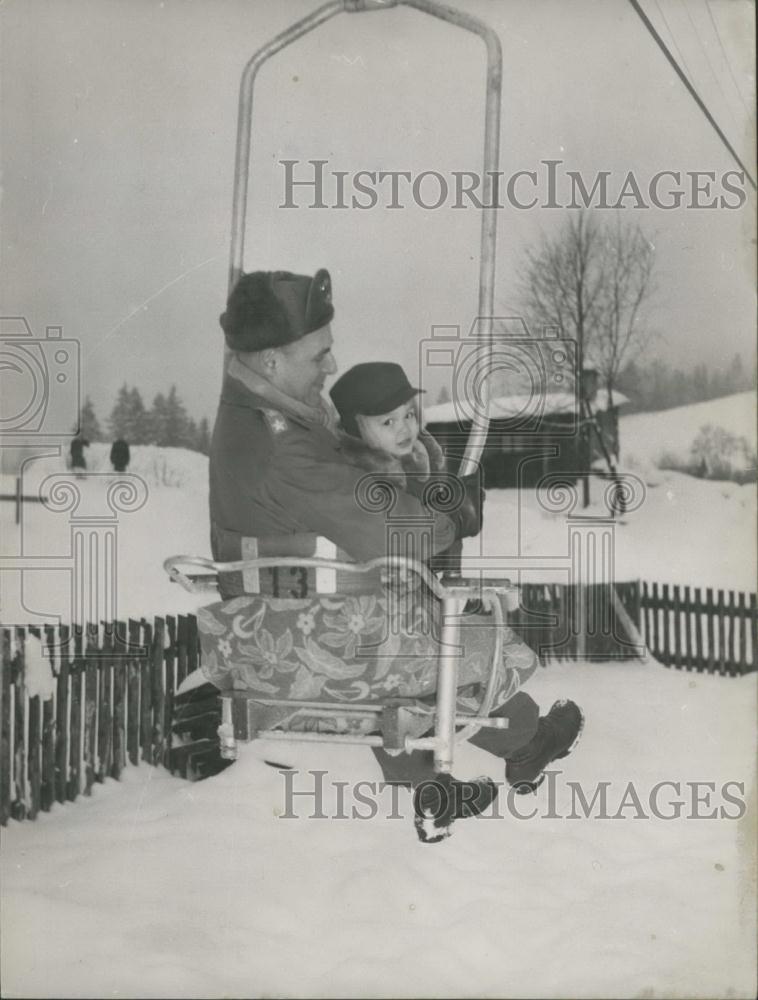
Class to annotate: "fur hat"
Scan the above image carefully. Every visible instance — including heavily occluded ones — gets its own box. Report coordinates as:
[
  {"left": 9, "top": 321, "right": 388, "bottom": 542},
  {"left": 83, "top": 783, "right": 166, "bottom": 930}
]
[{"left": 220, "top": 269, "right": 334, "bottom": 352}]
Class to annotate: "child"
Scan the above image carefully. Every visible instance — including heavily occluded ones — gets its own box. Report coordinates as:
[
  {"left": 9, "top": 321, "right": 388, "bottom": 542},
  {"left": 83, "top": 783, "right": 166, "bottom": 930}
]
[
  {"left": 329, "top": 361, "right": 447, "bottom": 488},
  {"left": 330, "top": 361, "right": 547, "bottom": 842}
]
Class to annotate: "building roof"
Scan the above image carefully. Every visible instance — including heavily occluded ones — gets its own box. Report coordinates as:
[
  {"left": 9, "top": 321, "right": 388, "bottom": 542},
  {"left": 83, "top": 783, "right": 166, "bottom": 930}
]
[{"left": 421, "top": 390, "right": 628, "bottom": 426}]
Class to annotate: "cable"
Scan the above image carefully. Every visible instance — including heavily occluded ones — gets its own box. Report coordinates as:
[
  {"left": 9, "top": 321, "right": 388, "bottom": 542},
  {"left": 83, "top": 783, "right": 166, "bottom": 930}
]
[
  {"left": 628, "top": 0, "right": 757, "bottom": 191},
  {"left": 681, "top": 0, "right": 742, "bottom": 136},
  {"left": 704, "top": 0, "right": 751, "bottom": 116},
  {"left": 652, "top": 0, "right": 696, "bottom": 86}
]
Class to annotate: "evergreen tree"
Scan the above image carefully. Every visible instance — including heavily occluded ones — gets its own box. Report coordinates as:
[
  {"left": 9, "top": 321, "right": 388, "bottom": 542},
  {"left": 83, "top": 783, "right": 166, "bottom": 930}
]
[
  {"left": 671, "top": 368, "right": 688, "bottom": 407},
  {"left": 165, "top": 385, "right": 192, "bottom": 447},
  {"left": 108, "top": 384, "right": 149, "bottom": 442},
  {"left": 698, "top": 367, "right": 711, "bottom": 401},
  {"left": 108, "top": 384, "right": 132, "bottom": 439},
  {"left": 148, "top": 392, "right": 170, "bottom": 446},
  {"left": 128, "top": 387, "right": 150, "bottom": 443},
  {"left": 194, "top": 417, "right": 211, "bottom": 455},
  {"left": 148, "top": 386, "right": 192, "bottom": 447},
  {"left": 186, "top": 416, "right": 198, "bottom": 450},
  {"left": 77, "top": 396, "right": 103, "bottom": 440}
]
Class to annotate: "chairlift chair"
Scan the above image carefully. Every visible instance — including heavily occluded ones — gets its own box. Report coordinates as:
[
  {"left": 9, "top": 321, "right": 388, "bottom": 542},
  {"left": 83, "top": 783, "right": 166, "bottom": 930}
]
[{"left": 166, "top": 0, "right": 511, "bottom": 776}]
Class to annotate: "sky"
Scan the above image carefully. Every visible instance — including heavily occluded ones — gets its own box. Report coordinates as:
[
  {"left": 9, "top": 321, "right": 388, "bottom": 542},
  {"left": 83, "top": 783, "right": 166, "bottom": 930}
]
[{"left": 1, "top": 0, "right": 755, "bottom": 427}]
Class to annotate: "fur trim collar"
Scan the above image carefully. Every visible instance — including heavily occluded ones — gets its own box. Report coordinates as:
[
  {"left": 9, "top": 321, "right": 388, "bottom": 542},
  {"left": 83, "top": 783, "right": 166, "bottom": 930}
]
[
  {"left": 337, "top": 428, "right": 446, "bottom": 488},
  {"left": 227, "top": 354, "right": 337, "bottom": 432}
]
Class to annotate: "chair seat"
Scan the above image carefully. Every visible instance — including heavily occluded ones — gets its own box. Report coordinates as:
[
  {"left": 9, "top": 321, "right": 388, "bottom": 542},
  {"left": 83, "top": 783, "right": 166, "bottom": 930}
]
[{"left": 196, "top": 588, "right": 522, "bottom": 712}]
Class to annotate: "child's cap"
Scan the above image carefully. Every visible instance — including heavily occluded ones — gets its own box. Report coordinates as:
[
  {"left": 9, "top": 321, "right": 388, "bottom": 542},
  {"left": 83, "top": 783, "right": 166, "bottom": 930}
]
[{"left": 330, "top": 362, "right": 424, "bottom": 434}]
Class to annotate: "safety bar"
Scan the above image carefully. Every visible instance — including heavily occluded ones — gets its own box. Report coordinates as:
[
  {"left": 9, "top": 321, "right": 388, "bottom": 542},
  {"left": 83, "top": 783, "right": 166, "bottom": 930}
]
[{"left": 164, "top": 553, "right": 516, "bottom": 601}]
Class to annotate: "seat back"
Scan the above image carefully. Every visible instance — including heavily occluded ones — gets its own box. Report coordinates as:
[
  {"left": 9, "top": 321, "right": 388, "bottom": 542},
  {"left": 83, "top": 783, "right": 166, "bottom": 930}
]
[{"left": 212, "top": 528, "right": 381, "bottom": 598}]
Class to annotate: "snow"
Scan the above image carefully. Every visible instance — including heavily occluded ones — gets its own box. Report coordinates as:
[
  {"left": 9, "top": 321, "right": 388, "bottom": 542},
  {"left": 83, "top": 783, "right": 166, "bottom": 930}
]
[
  {"left": 19, "top": 633, "right": 56, "bottom": 700},
  {"left": 459, "top": 390, "right": 757, "bottom": 594},
  {"left": 621, "top": 390, "right": 756, "bottom": 472},
  {"left": 1, "top": 659, "right": 755, "bottom": 999},
  {"left": 463, "top": 466, "right": 756, "bottom": 593},
  {"left": 1, "top": 396, "right": 756, "bottom": 997},
  {"left": 1, "top": 445, "right": 212, "bottom": 625},
  {"left": 422, "top": 389, "right": 628, "bottom": 427},
  {"left": 2, "top": 395, "right": 755, "bottom": 625}
]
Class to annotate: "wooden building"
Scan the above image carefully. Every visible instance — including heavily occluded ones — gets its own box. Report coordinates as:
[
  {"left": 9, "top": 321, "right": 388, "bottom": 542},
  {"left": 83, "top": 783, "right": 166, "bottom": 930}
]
[{"left": 423, "top": 381, "right": 627, "bottom": 488}]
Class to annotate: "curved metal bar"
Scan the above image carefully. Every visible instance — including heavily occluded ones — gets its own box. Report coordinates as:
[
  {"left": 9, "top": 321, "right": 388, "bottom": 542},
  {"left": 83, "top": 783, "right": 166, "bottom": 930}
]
[
  {"left": 228, "top": 0, "right": 345, "bottom": 295},
  {"left": 401, "top": 0, "right": 502, "bottom": 476},
  {"left": 227, "top": 2, "right": 502, "bottom": 478},
  {"left": 164, "top": 552, "right": 449, "bottom": 600}
]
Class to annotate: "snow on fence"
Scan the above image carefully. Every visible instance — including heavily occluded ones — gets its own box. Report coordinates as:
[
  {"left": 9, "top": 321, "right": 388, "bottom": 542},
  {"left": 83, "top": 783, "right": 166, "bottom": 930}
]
[
  {"left": 1, "top": 582, "right": 756, "bottom": 825},
  {"left": 0, "top": 616, "right": 200, "bottom": 826}
]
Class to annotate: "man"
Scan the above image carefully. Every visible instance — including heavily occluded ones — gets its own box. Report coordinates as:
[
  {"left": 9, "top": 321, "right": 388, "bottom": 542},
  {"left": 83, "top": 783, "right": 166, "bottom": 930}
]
[
  {"left": 70, "top": 435, "right": 89, "bottom": 476},
  {"left": 110, "top": 438, "right": 130, "bottom": 473},
  {"left": 209, "top": 268, "right": 583, "bottom": 841},
  {"left": 209, "top": 268, "right": 470, "bottom": 575}
]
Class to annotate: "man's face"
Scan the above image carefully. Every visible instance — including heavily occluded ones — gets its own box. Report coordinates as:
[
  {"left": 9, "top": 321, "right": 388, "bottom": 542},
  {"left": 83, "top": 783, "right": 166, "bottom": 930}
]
[{"left": 272, "top": 325, "right": 337, "bottom": 406}]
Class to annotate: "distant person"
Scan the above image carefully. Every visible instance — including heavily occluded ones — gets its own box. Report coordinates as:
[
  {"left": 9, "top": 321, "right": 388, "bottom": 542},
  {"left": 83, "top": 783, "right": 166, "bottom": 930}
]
[
  {"left": 110, "top": 438, "right": 131, "bottom": 473},
  {"left": 70, "top": 435, "right": 89, "bottom": 476}
]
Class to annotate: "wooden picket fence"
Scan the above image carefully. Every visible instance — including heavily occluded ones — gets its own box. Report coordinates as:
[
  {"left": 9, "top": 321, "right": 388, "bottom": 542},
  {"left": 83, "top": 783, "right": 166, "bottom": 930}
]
[
  {"left": 640, "top": 583, "right": 757, "bottom": 676},
  {"left": 0, "top": 616, "right": 200, "bottom": 826},
  {"left": 510, "top": 581, "right": 644, "bottom": 662},
  {"left": 1, "top": 581, "right": 756, "bottom": 825},
  {"left": 513, "top": 582, "right": 757, "bottom": 674}
]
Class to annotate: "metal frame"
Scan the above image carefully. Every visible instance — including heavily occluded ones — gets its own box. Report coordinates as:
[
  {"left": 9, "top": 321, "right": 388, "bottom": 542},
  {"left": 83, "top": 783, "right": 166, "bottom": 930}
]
[
  {"left": 202, "top": 0, "right": 507, "bottom": 773},
  {"left": 226, "top": 0, "right": 502, "bottom": 473}
]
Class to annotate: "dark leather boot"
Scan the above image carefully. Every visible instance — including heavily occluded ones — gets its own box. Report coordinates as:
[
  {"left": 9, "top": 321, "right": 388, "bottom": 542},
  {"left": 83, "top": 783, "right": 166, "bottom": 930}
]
[
  {"left": 505, "top": 700, "right": 584, "bottom": 794},
  {"left": 413, "top": 772, "right": 499, "bottom": 843}
]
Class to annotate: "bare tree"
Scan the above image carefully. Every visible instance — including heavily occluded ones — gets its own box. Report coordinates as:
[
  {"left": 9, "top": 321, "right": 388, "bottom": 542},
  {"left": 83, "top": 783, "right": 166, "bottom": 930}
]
[
  {"left": 517, "top": 211, "right": 607, "bottom": 391},
  {"left": 592, "top": 216, "right": 656, "bottom": 405},
  {"left": 517, "top": 211, "right": 657, "bottom": 507},
  {"left": 517, "top": 210, "right": 657, "bottom": 402}
]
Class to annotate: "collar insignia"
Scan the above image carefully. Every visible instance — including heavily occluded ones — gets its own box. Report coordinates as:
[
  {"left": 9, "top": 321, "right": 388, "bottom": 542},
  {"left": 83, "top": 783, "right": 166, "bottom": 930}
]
[{"left": 262, "top": 408, "right": 289, "bottom": 434}]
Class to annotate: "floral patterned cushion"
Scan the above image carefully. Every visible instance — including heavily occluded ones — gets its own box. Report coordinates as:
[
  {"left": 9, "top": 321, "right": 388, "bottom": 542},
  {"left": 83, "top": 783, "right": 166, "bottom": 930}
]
[{"left": 197, "top": 588, "right": 538, "bottom": 713}]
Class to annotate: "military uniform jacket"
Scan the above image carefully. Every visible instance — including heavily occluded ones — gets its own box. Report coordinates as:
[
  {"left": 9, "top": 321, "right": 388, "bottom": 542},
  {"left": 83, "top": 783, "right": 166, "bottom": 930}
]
[{"left": 209, "top": 374, "right": 458, "bottom": 583}]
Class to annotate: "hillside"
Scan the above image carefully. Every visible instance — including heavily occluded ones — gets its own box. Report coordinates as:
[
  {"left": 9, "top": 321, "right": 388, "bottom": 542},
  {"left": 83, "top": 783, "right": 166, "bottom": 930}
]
[{"left": 620, "top": 390, "right": 756, "bottom": 472}]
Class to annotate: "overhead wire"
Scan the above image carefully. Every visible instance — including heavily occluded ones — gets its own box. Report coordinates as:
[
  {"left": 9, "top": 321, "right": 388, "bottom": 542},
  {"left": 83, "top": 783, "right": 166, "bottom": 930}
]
[
  {"left": 628, "top": 0, "right": 757, "bottom": 191},
  {"left": 680, "top": 0, "right": 742, "bottom": 136},
  {"left": 703, "top": 0, "right": 751, "bottom": 116},
  {"left": 651, "top": 0, "right": 696, "bottom": 85}
]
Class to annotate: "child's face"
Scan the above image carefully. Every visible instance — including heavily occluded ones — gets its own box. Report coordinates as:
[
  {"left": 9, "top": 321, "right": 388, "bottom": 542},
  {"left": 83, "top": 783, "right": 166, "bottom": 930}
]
[{"left": 357, "top": 401, "right": 419, "bottom": 457}]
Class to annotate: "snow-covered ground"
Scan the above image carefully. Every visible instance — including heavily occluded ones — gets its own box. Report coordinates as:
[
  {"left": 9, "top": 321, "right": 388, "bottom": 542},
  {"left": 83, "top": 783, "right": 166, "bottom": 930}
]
[
  {"left": 2, "top": 658, "right": 755, "bottom": 999},
  {"left": 1, "top": 394, "right": 756, "bottom": 998},
  {"left": 620, "top": 390, "right": 756, "bottom": 473},
  {"left": 2, "top": 394, "right": 756, "bottom": 624}
]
